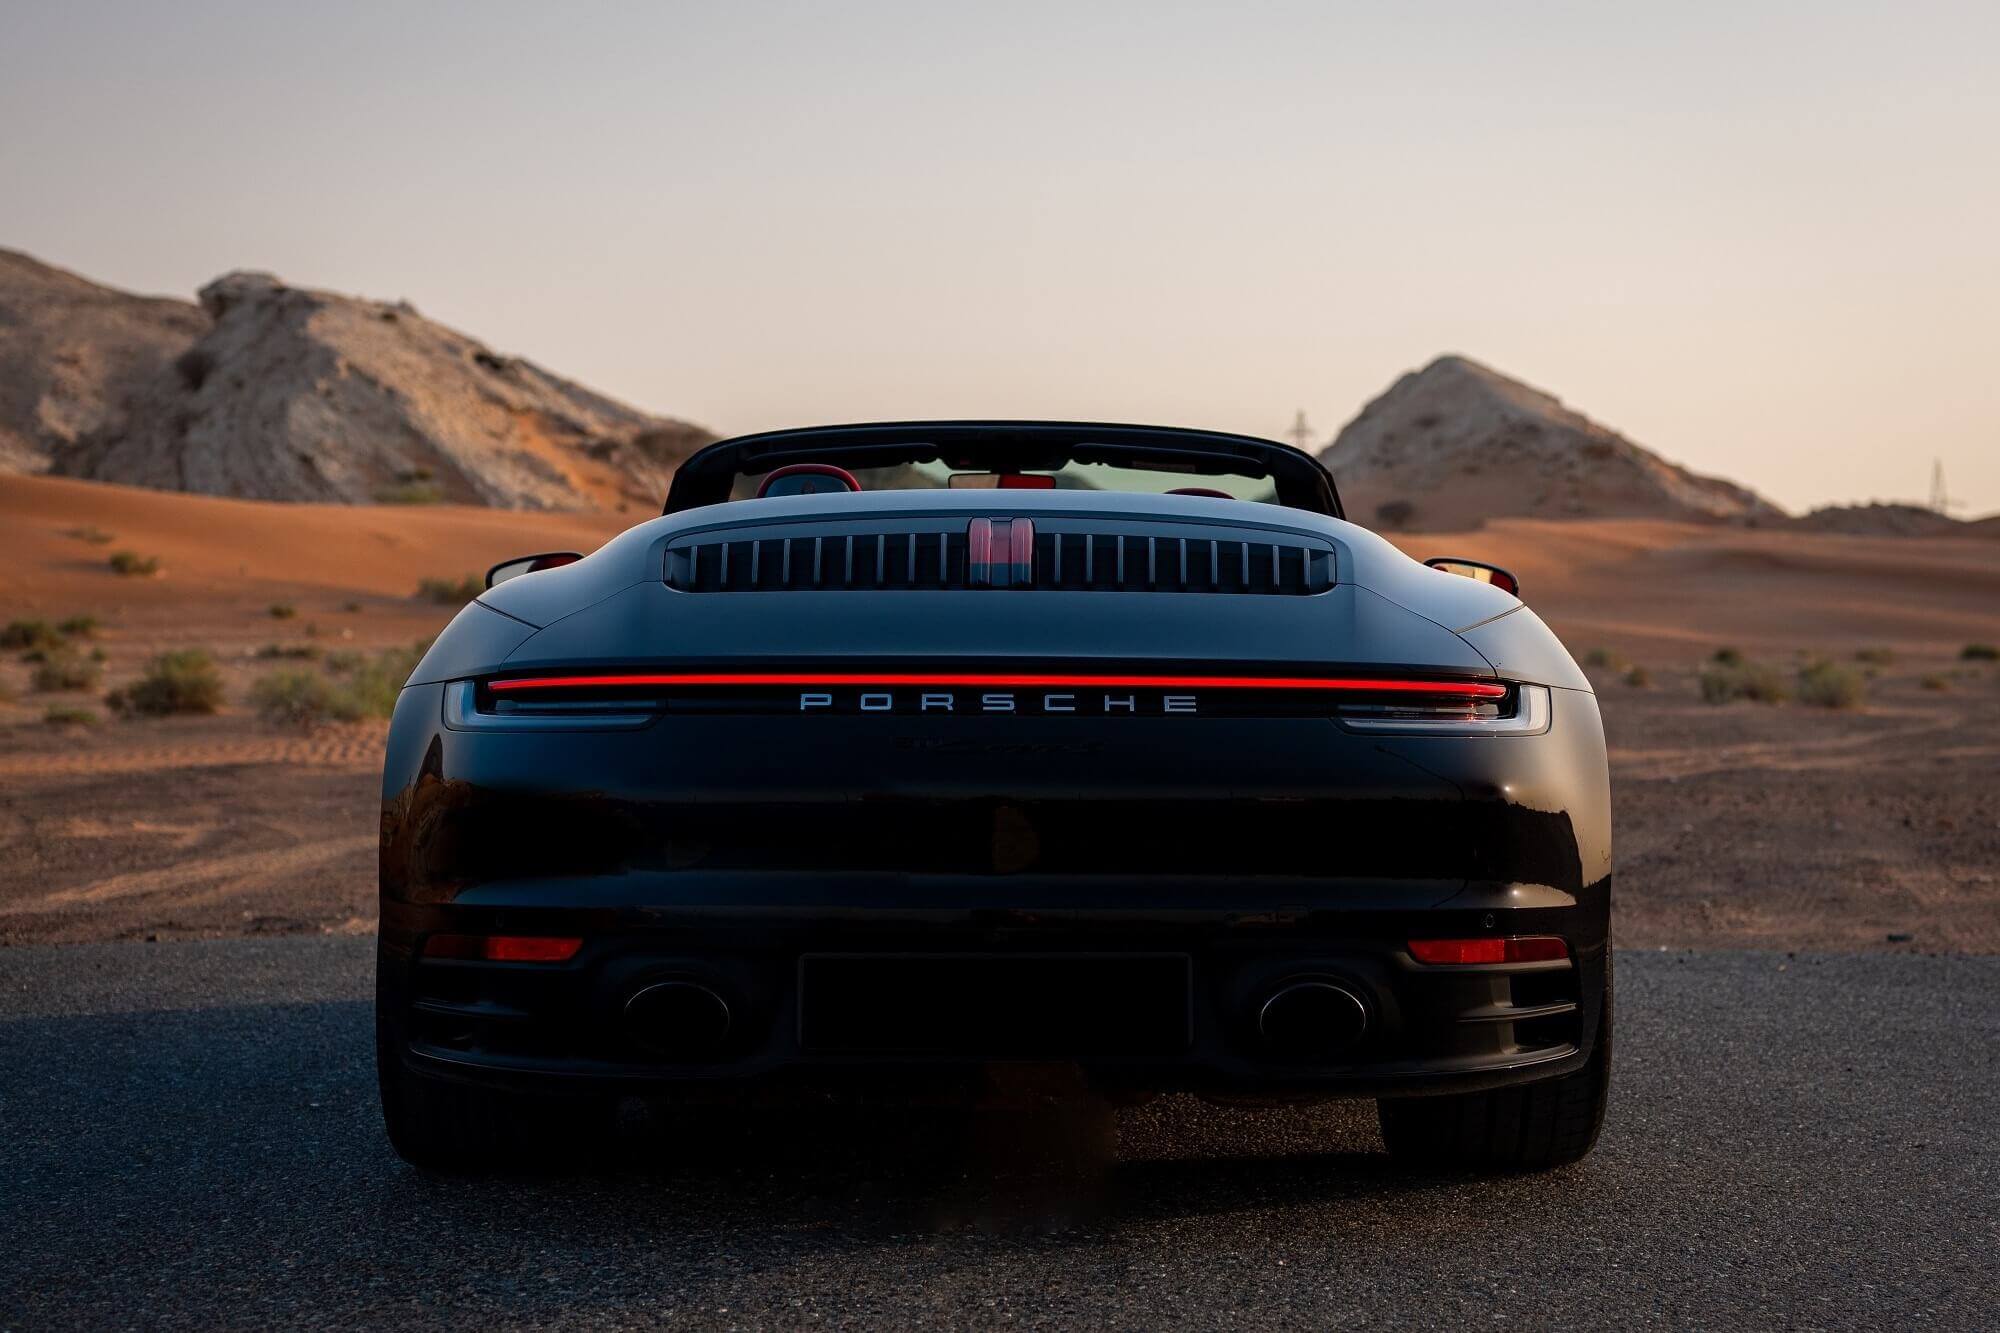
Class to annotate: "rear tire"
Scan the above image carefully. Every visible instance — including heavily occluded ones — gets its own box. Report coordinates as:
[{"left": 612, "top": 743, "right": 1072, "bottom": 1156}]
[{"left": 1376, "top": 949, "right": 1612, "bottom": 1172}]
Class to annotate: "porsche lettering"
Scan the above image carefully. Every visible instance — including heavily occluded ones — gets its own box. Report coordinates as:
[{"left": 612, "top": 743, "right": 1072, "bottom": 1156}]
[{"left": 797, "top": 691, "right": 1198, "bottom": 714}]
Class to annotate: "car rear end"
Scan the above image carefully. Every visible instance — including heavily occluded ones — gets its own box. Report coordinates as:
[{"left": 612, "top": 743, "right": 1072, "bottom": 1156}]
[{"left": 377, "top": 492, "right": 1611, "bottom": 1165}]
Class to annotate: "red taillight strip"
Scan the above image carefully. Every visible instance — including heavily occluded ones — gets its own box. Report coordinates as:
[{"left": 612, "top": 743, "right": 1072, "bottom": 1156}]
[
  {"left": 422, "top": 934, "right": 583, "bottom": 962},
  {"left": 1409, "top": 936, "right": 1569, "bottom": 965},
  {"left": 486, "top": 672, "right": 1508, "bottom": 697}
]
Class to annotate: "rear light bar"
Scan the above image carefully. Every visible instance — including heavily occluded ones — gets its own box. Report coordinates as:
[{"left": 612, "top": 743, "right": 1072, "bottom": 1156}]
[
  {"left": 421, "top": 934, "right": 583, "bottom": 963},
  {"left": 485, "top": 672, "right": 1510, "bottom": 697},
  {"left": 1408, "top": 936, "right": 1569, "bottom": 965}
]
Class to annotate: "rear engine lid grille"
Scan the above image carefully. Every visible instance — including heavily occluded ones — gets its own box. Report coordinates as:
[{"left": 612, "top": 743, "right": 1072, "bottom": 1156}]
[{"left": 663, "top": 518, "right": 1335, "bottom": 594}]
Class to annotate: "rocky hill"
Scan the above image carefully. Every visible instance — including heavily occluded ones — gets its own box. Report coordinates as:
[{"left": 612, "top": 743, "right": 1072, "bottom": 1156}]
[
  {"left": 1796, "top": 502, "right": 2000, "bottom": 538},
  {"left": 49, "top": 270, "right": 711, "bottom": 509},
  {"left": 1322, "top": 355, "right": 1784, "bottom": 531},
  {"left": 0, "top": 249, "right": 206, "bottom": 473}
]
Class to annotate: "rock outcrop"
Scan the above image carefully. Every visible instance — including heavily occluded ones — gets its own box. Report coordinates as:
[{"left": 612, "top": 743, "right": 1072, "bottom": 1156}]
[
  {"left": 1796, "top": 502, "right": 1994, "bottom": 538},
  {"left": 1322, "top": 355, "right": 1783, "bottom": 531},
  {"left": 0, "top": 249, "right": 207, "bottom": 473},
  {"left": 50, "top": 268, "right": 710, "bottom": 509}
]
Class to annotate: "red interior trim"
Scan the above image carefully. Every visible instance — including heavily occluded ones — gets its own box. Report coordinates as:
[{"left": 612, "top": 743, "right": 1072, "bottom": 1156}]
[
  {"left": 487, "top": 672, "right": 1508, "bottom": 697},
  {"left": 755, "top": 463, "right": 861, "bottom": 498}
]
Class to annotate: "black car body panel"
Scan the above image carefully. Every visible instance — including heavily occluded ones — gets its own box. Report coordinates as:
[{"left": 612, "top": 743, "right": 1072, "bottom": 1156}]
[{"left": 380, "top": 423, "right": 1610, "bottom": 1112}]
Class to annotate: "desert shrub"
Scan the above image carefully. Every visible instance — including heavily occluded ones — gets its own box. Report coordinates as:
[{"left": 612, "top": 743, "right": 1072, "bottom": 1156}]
[
  {"left": 43, "top": 705, "right": 99, "bottom": 727},
  {"left": 57, "top": 615, "right": 101, "bottom": 638},
  {"left": 342, "top": 641, "right": 429, "bottom": 716},
  {"left": 108, "top": 551, "right": 162, "bottom": 577},
  {"left": 1374, "top": 499, "right": 1417, "bottom": 531},
  {"left": 32, "top": 652, "right": 102, "bottom": 692},
  {"left": 1854, "top": 647, "right": 1894, "bottom": 665},
  {"left": 1797, "top": 660, "right": 1866, "bottom": 709},
  {"left": 256, "top": 643, "right": 321, "bottom": 660},
  {"left": 1962, "top": 643, "right": 1999, "bottom": 661},
  {"left": 1920, "top": 674, "right": 1949, "bottom": 692},
  {"left": 416, "top": 575, "right": 482, "bottom": 605},
  {"left": 268, "top": 603, "right": 297, "bottom": 620},
  {"left": 64, "top": 525, "right": 115, "bottom": 544},
  {"left": 376, "top": 481, "right": 444, "bottom": 505},
  {"left": 2, "top": 619, "right": 65, "bottom": 653},
  {"left": 1711, "top": 646, "right": 1744, "bottom": 667},
  {"left": 251, "top": 669, "right": 364, "bottom": 726},
  {"left": 108, "top": 650, "right": 225, "bottom": 716},
  {"left": 1623, "top": 664, "right": 1651, "bottom": 688},
  {"left": 251, "top": 641, "right": 428, "bottom": 725},
  {"left": 1699, "top": 659, "right": 1788, "bottom": 705},
  {"left": 342, "top": 601, "right": 363, "bottom": 613},
  {"left": 1583, "top": 647, "right": 1624, "bottom": 670}
]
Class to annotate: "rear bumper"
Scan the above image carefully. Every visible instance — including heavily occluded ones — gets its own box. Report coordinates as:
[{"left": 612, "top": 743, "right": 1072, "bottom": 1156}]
[
  {"left": 378, "top": 883, "right": 1608, "bottom": 1102},
  {"left": 378, "top": 680, "right": 1611, "bottom": 1102}
]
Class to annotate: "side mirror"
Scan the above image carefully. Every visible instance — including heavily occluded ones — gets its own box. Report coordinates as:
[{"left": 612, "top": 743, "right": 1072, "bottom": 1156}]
[
  {"left": 1424, "top": 556, "right": 1520, "bottom": 599},
  {"left": 485, "top": 551, "right": 582, "bottom": 589}
]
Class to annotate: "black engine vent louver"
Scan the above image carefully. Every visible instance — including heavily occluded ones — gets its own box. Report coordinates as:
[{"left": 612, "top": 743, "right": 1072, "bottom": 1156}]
[{"left": 663, "top": 518, "right": 1335, "bottom": 594}]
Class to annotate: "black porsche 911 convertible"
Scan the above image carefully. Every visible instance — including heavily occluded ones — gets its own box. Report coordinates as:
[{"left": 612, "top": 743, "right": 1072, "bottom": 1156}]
[{"left": 377, "top": 421, "right": 1611, "bottom": 1172}]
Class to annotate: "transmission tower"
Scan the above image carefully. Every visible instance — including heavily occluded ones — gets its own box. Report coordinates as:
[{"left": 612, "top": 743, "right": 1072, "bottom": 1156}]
[
  {"left": 1286, "top": 409, "right": 1316, "bottom": 452},
  {"left": 1929, "top": 459, "right": 1949, "bottom": 514}
]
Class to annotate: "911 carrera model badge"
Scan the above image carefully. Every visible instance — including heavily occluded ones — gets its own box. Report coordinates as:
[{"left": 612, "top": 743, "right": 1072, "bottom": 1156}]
[{"left": 799, "top": 691, "right": 1197, "bottom": 714}]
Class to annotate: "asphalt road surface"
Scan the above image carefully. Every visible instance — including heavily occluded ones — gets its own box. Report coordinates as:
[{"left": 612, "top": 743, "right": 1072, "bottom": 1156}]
[{"left": 2, "top": 940, "right": 1995, "bottom": 1331}]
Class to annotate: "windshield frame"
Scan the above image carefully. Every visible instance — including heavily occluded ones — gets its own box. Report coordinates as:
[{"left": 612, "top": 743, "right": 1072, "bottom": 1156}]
[{"left": 663, "top": 421, "right": 1342, "bottom": 517}]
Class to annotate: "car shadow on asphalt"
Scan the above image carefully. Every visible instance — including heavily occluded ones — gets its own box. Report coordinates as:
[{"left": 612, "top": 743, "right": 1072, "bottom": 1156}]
[
  {"left": 0, "top": 999, "right": 1461, "bottom": 1253},
  {"left": 386, "top": 1095, "right": 1452, "bottom": 1239}
]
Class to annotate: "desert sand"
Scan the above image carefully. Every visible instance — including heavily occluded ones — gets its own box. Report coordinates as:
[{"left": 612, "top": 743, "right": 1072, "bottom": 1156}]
[{"left": 3, "top": 474, "right": 1996, "bottom": 950}]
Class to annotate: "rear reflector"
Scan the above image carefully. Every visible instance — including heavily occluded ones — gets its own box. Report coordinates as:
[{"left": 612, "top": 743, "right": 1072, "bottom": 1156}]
[
  {"left": 1408, "top": 936, "right": 1569, "bottom": 965},
  {"left": 422, "top": 934, "right": 583, "bottom": 963}
]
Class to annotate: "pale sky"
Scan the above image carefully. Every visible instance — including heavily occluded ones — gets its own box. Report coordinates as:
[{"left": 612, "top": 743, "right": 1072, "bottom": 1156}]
[{"left": 4, "top": 1, "right": 1996, "bottom": 515}]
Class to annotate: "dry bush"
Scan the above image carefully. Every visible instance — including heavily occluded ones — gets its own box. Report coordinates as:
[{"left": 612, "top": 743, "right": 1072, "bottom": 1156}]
[
  {"left": 32, "top": 652, "right": 102, "bottom": 692},
  {"left": 375, "top": 481, "right": 444, "bottom": 504},
  {"left": 251, "top": 669, "right": 363, "bottom": 726},
  {"left": 3, "top": 620, "right": 65, "bottom": 653},
  {"left": 1797, "top": 660, "right": 1866, "bottom": 709},
  {"left": 416, "top": 575, "right": 482, "bottom": 605},
  {"left": 108, "top": 551, "right": 162, "bottom": 577},
  {"left": 108, "top": 650, "right": 225, "bottom": 716},
  {"left": 1700, "top": 659, "right": 1788, "bottom": 705},
  {"left": 43, "top": 704, "right": 99, "bottom": 727},
  {"left": 1374, "top": 499, "right": 1417, "bottom": 531},
  {"left": 251, "top": 641, "right": 429, "bottom": 726}
]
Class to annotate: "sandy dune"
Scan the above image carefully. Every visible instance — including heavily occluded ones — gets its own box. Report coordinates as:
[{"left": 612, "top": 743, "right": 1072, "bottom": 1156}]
[
  {"left": 3, "top": 475, "right": 1997, "bottom": 949},
  {"left": 1387, "top": 517, "right": 2000, "bottom": 661}
]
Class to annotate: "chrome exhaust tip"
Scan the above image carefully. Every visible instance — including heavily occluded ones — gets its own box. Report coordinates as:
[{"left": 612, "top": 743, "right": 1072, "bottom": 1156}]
[
  {"left": 1258, "top": 981, "right": 1368, "bottom": 1058},
  {"left": 625, "top": 980, "right": 732, "bottom": 1055}
]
